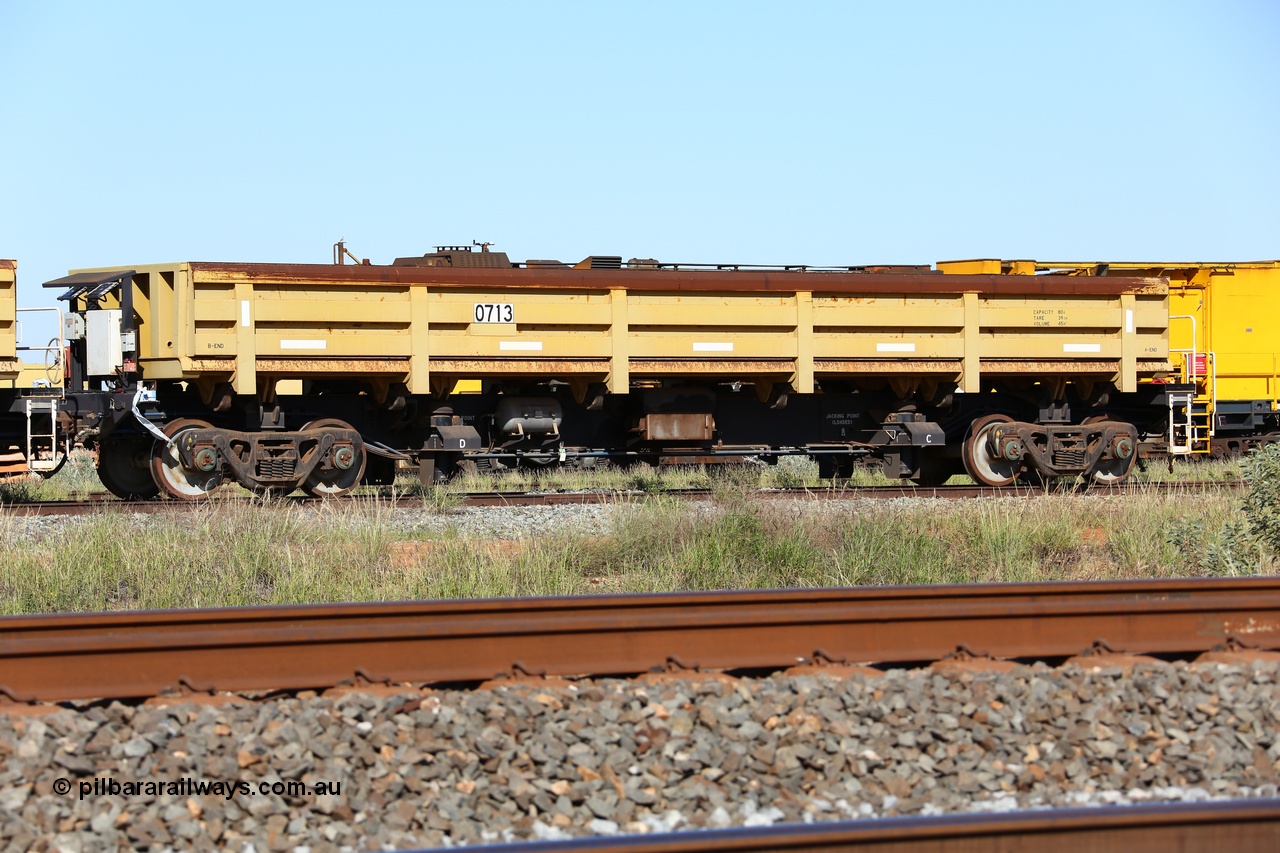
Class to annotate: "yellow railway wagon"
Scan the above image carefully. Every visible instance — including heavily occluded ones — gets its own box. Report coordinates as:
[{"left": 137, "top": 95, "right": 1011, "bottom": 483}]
[
  {"left": 1165, "top": 262, "right": 1278, "bottom": 452},
  {"left": 940, "top": 260, "right": 1279, "bottom": 454},
  {"left": 46, "top": 251, "right": 1173, "bottom": 497},
  {"left": 59, "top": 259, "right": 1168, "bottom": 400}
]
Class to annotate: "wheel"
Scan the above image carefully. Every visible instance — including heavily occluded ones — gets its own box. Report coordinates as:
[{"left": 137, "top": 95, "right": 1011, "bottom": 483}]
[
  {"left": 1082, "top": 416, "right": 1138, "bottom": 486},
  {"left": 97, "top": 434, "right": 161, "bottom": 500},
  {"left": 961, "top": 414, "right": 1020, "bottom": 487},
  {"left": 150, "top": 419, "right": 224, "bottom": 500},
  {"left": 300, "top": 419, "right": 366, "bottom": 497},
  {"left": 1091, "top": 432, "right": 1138, "bottom": 486},
  {"left": 1091, "top": 453, "right": 1137, "bottom": 486}
]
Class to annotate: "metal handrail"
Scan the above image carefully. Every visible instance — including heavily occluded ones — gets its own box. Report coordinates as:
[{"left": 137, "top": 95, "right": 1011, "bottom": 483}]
[
  {"left": 16, "top": 307, "right": 66, "bottom": 390},
  {"left": 1167, "top": 314, "right": 1213, "bottom": 451},
  {"left": 1169, "top": 314, "right": 1198, "bottom": 386},
  {"left": 1205, "top": 351, "right": 1218, "bottom": 438},
  {"left": 1168, "top": 313, "right": 1216, "bottom": 433}
]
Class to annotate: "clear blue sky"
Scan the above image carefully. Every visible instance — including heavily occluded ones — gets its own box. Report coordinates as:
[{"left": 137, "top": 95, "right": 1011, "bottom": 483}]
[{"left": 2, "top": 1, "right": 1277, "bottom": 327}]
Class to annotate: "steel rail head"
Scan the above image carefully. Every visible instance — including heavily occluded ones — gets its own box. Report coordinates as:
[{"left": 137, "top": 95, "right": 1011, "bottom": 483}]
[
  {"left": 397, "top": 800, "right": 1280, "bottom": 853},
  {"left": 0, "top": 480, "right": 1245, "bottom": 516},
  {"left": 1, "top": 579, "right": 1279, "bottom": 703}
]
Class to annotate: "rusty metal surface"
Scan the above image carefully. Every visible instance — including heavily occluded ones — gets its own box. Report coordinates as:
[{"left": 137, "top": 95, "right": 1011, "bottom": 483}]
[
  {"left": 816, "top": 359, "right": 962, "bottom": 374},
  {"left": 255, "top": 358, "right": 410, "bottom": 374},
  {"left": 1, "top": 578, "right": 1277, "bottom": 702},
  {"left": 981, "top": 359, "right": 1123, "bottom": 374},
  {"left": 437, "top": 800, "right": 1280, "bottom": 853},
  {"left": 185, "top": 262, "right": 1166, "bottom": 297},
  {"left": 628, "top": 359, "right": 794, "bottom": 374},
  {"left": 183, "top": 358, "right": 236, "bottom": 372},
  {"left": 428, "top": 358, "right": 608, "bottom": 374},
  {"left": 637, "top": 413, "right": 715, "bottom": 442},
  {"left": 187, "top": 357, "right": 412, "bottom": 374}
]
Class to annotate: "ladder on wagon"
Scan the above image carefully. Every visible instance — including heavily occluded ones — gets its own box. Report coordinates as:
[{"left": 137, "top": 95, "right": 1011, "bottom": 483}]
[
  {"left": 1168, "top": 315, "right": 1214, "bottom": 456},
  {"left": 23, "top": 398, "right": 66, "bottom": 474},
  {"left": 1167, "top": 377, "right": 1215, "bottom": 456},
  {"left": 1167, "top": 390, "right": 1200, "bottom": 455}
]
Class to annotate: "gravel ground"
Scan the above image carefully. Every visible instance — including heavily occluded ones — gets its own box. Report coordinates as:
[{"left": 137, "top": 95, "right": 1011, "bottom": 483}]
[
  {"left": 0, "top": 503, "right": 627, "bottom": 547},
  {"left": 0, "top": 496, "right": 931, "bottom": 546},
  {"left": 379, "top": 503, "right": 627, "bottom": 541},
  {"left": 2, "top": 659, "right": 1277, "bottom": 852}
]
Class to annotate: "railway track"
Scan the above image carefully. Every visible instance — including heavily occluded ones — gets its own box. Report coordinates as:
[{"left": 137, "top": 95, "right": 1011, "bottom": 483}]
[
  {"left": 455, "top": 801, "right": 1280, "bottom": 853},
  {"left": 3, "top": 578, "right": 1277, "bottom": 704},
  {"left": 0, "top": 478, "right": 1244, "bottom": 516},
  {"left": 4, "top": 580, "right": 1277, "bottom": 850}
]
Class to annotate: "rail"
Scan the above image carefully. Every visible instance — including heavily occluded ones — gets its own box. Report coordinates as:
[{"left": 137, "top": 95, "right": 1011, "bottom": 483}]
[
  {"left": 444, "top": 800, "right": 1280, "bottom": 853},
  {"left": 1, "top": 578, "right": 1277, "bottom": 703},
  {"left": 0, "top": 480, "right": 1246, "bottom": 517}
]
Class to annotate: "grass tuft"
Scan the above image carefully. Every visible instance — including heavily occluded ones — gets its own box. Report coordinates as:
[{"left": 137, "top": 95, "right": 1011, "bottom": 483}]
[{"left": 0, "top": 452, "right": 1267, "bottom": 615}]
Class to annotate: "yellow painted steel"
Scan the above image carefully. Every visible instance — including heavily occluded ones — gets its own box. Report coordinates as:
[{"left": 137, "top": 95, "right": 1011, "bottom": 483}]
[
  {"left": 608, "top": 288, "right": 628, "bottom": 393},
  {"left": 933, "top": 259, "right": 1038, "bottom": 276},
  {"left": 941, "top": 259, "right": 1279, "bottom": 420},
  {"left": 0, "top": 261, "right": 21, "bottom": 382},
  {"left": 0, "top": 363, "right": 60, "bottom": 389},
  {"left": 65, "top": 261, "right": 1170, "bottom": 399},
  {"left": 1161, "top": 263, "right": 1280, "bottom": 407}
]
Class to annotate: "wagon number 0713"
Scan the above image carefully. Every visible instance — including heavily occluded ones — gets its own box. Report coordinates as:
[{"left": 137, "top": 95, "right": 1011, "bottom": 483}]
[{"left": 474, "top": 303, "right": 514, "bottom": 324}]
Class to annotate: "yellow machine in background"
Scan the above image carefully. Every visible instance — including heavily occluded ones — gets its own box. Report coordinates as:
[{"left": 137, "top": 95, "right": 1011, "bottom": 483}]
[
  {"left": 938, "top": 260, "right": 1280, "bottom": 456},
  {"left": 1163, "top": 262, "right": 1279, "bottom": 454}
]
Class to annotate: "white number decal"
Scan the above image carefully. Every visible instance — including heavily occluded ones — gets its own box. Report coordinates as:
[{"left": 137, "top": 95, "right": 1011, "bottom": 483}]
[{"left": 473, "top": 303, "right": 514, "bottom": 324}]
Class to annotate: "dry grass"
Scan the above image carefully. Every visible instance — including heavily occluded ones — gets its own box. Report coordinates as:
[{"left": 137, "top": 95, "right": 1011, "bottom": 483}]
[{"left": 0, "top": 479, "right": 1270, "bottom": 615}]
